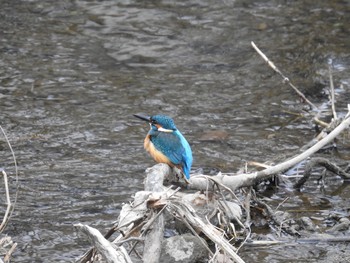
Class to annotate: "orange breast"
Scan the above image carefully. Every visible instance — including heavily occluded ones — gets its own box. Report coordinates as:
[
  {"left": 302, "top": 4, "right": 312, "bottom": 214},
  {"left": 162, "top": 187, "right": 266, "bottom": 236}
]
[{"left": 144, "top": 135, "right": 174, "bottom": 167}]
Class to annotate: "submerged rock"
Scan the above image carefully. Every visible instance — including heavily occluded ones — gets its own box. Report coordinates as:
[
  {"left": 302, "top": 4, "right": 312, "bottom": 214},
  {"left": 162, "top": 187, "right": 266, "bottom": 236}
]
[{"left": 160, "top": 233, "right": 208, "bottom": 263}]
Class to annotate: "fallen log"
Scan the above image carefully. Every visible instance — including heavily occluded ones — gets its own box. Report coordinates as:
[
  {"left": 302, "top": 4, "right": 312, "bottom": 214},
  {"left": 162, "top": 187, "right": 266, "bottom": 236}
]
[
  {"left": 142, "top": 163, "right": 167, "bottom": 263},
  {"left": 74, "top": 223, "right": 132, "bottom": 263}
]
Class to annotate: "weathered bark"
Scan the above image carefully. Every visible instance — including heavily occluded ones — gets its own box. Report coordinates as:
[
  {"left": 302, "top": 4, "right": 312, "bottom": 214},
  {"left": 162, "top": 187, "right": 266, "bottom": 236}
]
[
  {"left": 74, "top": 223, "right": 132, "bottom": 263},
  {"left": 142, "top": 163, "right": 168, "bottom": 263}
]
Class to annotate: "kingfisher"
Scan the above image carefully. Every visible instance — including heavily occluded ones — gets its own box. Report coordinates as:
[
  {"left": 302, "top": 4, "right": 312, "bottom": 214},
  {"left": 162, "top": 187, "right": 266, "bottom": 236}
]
[{"left": 134, "top": 114, "right": 193, "bottom": 181}]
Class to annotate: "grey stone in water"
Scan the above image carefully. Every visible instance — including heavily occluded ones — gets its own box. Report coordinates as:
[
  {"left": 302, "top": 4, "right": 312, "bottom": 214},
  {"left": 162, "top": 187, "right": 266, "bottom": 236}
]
[
  {"left": 160, "top": 234, "right": 208, "bottom": 263},
  {"left": 299, "top": 216, "right": 316, "bottom": 232},
  {"left": 326, "top": 217, "right": 350, "bottom": 233}
]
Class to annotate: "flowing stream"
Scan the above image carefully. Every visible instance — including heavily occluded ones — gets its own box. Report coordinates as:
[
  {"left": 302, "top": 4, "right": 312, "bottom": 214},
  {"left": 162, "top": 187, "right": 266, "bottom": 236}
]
[{"left": 0, "top": 0, "right": 349, "bottom": 262}]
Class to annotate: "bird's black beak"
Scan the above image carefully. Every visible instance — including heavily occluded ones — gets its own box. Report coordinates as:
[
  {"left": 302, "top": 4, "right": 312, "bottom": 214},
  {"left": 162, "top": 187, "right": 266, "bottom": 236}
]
[{"left": 133, "top": 114, "right": 151, "bottom": 123}]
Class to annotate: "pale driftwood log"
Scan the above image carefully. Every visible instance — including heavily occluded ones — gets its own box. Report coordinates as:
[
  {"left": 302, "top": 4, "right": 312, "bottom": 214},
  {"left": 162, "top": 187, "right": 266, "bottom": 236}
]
[
  {"left": 245, "top": 236, "right": 350, "bottom": 246},
  {"left": 142, "top": 163, "right": 167, "bottom": 263},
  {"left": 74, "top": 223, "right": 132, "bottom": 263},
  {"left": 144, "top": 163, "right": 169, "bottom": 192},
  {"left": 142, "top": 214, "right": 164, "bottom": 263},
  {"left": 188, "top": 114, "right": 350, "bottom": 191},
  {"left": 112, "top": 177, "right": 245, "bottom": 262}
]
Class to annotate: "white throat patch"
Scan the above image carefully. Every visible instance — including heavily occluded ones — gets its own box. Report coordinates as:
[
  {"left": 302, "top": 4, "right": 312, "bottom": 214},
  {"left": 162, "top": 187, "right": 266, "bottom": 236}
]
[{"left": 158, "top": 127, "right": 174, "bottom": 133}]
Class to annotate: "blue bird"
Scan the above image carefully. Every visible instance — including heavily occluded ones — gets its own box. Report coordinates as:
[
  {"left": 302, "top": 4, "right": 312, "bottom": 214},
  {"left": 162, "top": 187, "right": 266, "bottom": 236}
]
[{"left": 134, "top": 114, "right": 193, "bottom": 181}]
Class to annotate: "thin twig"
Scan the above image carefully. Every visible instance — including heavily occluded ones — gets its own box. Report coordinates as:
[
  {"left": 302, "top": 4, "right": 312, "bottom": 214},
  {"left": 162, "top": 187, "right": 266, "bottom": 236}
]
[
  {"left": 314, "top": 117, "right": 330, "bottom": 128},
  {"left": 0, "top": 126, "right": 18, "bottom": 181},
  {"left": 329, "top": 65, "right": 337, "bottom": 120},
  {"left": 251, "top": 41, "right": 318, "bottom": 111},
  {"left": 236, "top": 226, "right": 251, "bottom": 252},
  {"left": 0, "top": 171, "right": 12, "bottom": 232},
  {"left": 0, "top": 125, "right": 19, "bottom": 234},
  {"left": 275, "top": 197, "right": 290, "bottom": 212},
  {"left": 114, "top": 237, "right": 144, "bottom": 246}
]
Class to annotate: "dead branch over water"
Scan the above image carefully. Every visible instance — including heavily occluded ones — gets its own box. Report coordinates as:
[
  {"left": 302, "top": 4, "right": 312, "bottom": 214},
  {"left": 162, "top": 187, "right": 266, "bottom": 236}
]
[
  {"left": 76, "top": 44, "right": 350, "bottom": 263},
  {"left": 189, "top": 113, "right": 350, "bottom": 192},
  {"left": 251, "top": 41, "right": 318, "bottom": 111}
]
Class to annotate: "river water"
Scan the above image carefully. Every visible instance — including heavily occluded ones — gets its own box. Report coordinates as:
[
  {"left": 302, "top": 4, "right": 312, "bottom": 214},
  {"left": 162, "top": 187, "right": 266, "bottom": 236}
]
[{"left": 0, "top": 0, "right": 349, "bottom": 262}]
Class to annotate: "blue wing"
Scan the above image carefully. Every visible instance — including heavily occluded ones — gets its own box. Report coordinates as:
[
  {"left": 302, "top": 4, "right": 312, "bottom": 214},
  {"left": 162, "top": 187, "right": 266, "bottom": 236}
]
[
  {"left": 150, "top": 130, "right": 192, "bottom": 179},
  {"left": 151, "top": 131, "right": 184, "bottom": 165}
]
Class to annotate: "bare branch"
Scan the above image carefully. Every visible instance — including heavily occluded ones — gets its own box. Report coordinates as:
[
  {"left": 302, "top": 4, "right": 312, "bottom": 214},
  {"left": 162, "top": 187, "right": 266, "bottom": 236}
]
[
  {"left": 329, "top": 65, "right": 337, "bottom": 120},
  {"left": 0, "top": 171, "right": 12, "bottom": 232},
  {"left": 0, "top": 125, "right": 19, "bottom": 234},
  {"left": 294, "top": 157, "right": 350, "bottom": 188},
  {"left": 189, "top": 114, "right": 350, "bottom": 191},
  {"left": 251, "top": 41, "right": 318, "bottom": 111}
]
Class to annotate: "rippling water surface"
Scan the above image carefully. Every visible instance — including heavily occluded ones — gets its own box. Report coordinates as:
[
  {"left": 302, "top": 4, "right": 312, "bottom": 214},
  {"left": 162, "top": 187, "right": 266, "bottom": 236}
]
[{"left": 0, "top": 0, "right": 349, "bottom": 262}]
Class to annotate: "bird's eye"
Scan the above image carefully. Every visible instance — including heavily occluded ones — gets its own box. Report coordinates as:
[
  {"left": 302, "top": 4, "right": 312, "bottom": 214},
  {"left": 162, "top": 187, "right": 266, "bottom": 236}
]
[{"left": 151, "top": 119, "right": 157, "bottom": 125}]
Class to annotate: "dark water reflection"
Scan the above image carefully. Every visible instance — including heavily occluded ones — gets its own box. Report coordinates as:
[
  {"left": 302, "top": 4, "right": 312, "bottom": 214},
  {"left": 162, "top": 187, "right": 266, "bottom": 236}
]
[{"left": 0, "top": 0, "right": 349, "bottom": 262}]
